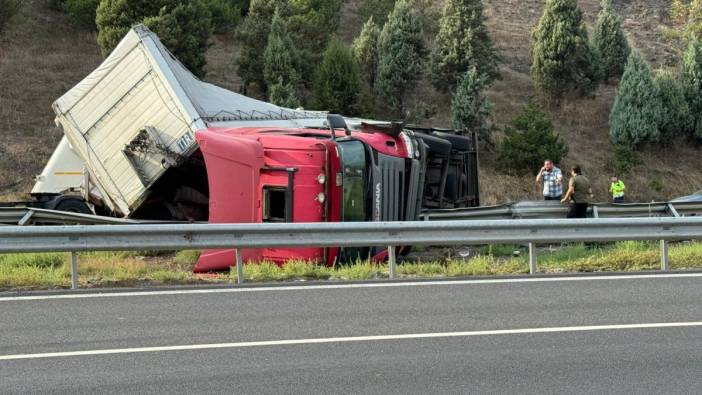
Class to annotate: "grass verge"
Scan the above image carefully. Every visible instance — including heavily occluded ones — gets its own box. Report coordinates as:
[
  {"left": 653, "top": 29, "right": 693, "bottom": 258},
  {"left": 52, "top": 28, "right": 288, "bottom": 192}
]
[{"left": 2, "top": 241, "right": 702, "bottom": 290}]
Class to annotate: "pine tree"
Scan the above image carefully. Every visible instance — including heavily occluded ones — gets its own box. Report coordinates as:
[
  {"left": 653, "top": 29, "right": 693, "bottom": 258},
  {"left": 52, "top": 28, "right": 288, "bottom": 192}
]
[
  {"left": 96, "top": 0, "right": 213, "bottom": 78},
  {"left": 236, "top": 0, "right": 287, "bottom": 92},
  {"left": 592, "top": 0, "right": 630, "bottom": 81},
  {"left": 269, "top": 77, "right": 301, "bottom": 108},
  {"left": 375, "top": 0, "right": 424, "bottom": 115},
  {"left": 497, "top": 104, "right": 568, "bottom": 174},
  {"left": 682, "top": 38, "right": 702, "bottom": 139},
  {"left": 430, "top": 0, "right": 499, "bottom": 92},
  {"left": 352, "top": 17, "right": 380, "bottom": 85},
  {"left": 314, "top": 38, "right": 362, "bottom": 115},
  {"left": 531, "top": 0, "right": 599, "bottom": 98},
  {"left": 655, "top": 71, "right": 691, "bottom": 141},
  {"left": 609, "top": 51, "right": 663, "bottom": 146},
  {"left": 451, "top": 68, "right": 491, "bottom": 142},
  {"left": 263, "top": 8, "right": 299, "bottom": 93},
  {"left": 287, "top": 0, "right": 341, "bottom": 56}
]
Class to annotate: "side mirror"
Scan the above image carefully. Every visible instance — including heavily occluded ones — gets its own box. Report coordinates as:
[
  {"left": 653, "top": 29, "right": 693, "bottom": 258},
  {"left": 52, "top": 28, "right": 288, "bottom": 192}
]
[{"left": 326, "top": 114, "right": 350, "bottom": 139}]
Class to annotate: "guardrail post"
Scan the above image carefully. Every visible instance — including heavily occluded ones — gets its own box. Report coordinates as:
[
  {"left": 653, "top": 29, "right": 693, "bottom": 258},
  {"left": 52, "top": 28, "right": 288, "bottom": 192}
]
[
  {"left": 235, "top": 248, "right": 244, "bottom": 284},
  {"left": 660, "top": 240, "right": 669, "bottom": 271},
  {"left": 388, "top": 246, "right": 396, "bottom": 279},
  {"left": 528, "top": 243, "right": 537, "bottom": 274},
  {"left": 70, "top": 251, "right": 78, "bottom": 289}
]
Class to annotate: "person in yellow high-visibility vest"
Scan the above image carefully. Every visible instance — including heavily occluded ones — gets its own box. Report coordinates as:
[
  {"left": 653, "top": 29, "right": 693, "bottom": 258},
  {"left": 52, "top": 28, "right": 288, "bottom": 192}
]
[{"left": 609, "top": 176, "right": 626, "bottom": 203}]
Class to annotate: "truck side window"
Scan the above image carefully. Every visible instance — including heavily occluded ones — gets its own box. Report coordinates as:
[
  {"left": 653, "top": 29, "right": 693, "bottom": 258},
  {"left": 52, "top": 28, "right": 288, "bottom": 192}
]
[{"left": 262, "top": 187, "right": 287, "bottom": 222}]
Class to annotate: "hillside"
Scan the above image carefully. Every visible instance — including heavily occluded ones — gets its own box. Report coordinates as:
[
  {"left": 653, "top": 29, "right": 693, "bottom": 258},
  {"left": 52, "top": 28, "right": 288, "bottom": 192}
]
[{"left": 1, "top": 0, "right": 701, "bottom": 204}]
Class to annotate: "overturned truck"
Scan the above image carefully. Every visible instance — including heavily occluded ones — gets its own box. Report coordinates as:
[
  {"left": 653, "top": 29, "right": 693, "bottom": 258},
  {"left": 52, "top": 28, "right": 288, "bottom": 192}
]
[{"left": 39, "top": 25, "right": 480, "bottom": 271}]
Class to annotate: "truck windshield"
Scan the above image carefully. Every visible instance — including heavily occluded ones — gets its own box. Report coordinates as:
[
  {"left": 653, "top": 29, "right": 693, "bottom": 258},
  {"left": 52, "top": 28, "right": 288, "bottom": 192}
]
[
  {"left": 337, "top": 140, "right": 370, "bottom": 262},
  {"left": 337, "top": 140, "right": 368, "bottom": 222}
]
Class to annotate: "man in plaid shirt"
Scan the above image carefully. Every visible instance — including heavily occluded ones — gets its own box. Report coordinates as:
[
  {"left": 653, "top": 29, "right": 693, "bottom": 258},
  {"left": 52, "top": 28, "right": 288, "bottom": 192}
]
[{"left": 535, "top": 159, "right": 563, "bottom": 200}]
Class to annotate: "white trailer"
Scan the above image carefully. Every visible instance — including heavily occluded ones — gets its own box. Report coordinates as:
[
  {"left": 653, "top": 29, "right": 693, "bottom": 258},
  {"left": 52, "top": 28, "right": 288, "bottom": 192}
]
[{"left": 40, "top": 24, "right": 326, "bottom": 217}]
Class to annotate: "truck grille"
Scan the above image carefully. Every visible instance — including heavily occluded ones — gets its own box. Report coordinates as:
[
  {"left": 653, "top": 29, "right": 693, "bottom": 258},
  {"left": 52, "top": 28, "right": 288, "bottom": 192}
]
[{"left": 375, "top": 153, "right": 420, "bottom": 221}]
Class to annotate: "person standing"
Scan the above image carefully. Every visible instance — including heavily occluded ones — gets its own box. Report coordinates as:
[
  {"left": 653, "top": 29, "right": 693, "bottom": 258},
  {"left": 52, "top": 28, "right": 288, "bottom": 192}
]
[
  {"left": 561, "top": 165, "right": 594, "bottom": 218},
  {"left": 609, "top": 175, "right": 626, "bottom": 203},
  {"left": 536, "top": 159, "right": 563, "bottom": 200}
]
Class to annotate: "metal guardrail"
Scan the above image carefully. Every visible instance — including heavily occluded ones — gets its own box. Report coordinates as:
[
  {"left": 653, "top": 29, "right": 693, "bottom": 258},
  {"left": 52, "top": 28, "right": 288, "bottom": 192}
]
[
  {"left": 421, "top": 201, "right": 702, "bottom": 220},
  {"left": 2, "top": 217, "right": 702, "bottom": 289},
  {"left": 5, "top": 200, "right": 701, "bottom": 226},
  {"left": 0, "top": 207, "right": 140, "bottom": 226}
]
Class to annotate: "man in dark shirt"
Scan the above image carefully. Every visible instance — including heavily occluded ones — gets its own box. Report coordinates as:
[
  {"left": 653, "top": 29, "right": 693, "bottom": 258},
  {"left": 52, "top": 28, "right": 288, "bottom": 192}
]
[{"left": 561, "top": 165, "right": 594, "bottom": 218}]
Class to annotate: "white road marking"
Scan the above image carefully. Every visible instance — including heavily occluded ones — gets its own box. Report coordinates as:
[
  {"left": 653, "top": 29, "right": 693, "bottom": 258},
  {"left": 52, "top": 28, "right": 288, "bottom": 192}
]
[
  {"left": 1, "top": 272, "right": 702, "bottom": 302},
  {"left": 1, "top": 321, "right": 700, "bottom": 361}
]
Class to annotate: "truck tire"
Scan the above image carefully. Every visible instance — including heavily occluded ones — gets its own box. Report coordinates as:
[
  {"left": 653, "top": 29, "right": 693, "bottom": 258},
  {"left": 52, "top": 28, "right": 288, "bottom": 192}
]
[{"left": 54, "top": 198, "right": 92, "bottom": 214}]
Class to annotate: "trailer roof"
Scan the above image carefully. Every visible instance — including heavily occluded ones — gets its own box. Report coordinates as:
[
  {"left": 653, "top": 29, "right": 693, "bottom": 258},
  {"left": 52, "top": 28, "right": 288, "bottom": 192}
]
[{"left": 54, "top": 25, "right": 327, "bottom": 129}]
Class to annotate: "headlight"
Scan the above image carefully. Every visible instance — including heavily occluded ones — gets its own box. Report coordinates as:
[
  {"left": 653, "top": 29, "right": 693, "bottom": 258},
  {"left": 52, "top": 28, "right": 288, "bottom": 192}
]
[{"left": 399, "top": 131, "right": 419, "bottom": 159}]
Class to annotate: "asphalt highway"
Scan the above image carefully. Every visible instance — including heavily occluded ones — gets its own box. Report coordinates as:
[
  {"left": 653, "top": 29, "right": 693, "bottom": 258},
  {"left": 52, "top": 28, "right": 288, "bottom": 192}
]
[{"left": 1, "top": 273, "right": 701, "bottom": 394}]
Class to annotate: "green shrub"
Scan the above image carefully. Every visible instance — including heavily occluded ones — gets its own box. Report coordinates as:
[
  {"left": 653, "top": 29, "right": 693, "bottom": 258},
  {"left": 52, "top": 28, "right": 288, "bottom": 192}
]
[
  {"left": 531, "top": 0, "right": 599, "bottom": 98},
  {"left": 62, "top": 0, "right": 99, "bottom": 29},
  {"left": 430, "top": 0, "right": 499, "bottom": 92},
  {"left": 314, "top": 38, "right": 362, "bottom": 115},
  {"left": 269, "top": 77, "right": 301, "bottom": 108},
  {"left": 0, "top": 0, "right": 22, "bottom": 33},
  {"left": 352, "top": 17, "right": 380, "bottom": 86},
  {"left": 375, "top": 0, "right": 424, "bottom": 116},
  {"left": 451, "top": 68, "right": 492, "bottom": 142},
  {"left": 287, "top": 0, "right": 341, "bottom": 57},
  {"left": 655, "top": 71, "right": 692, "bottom": 141},
  {"left": 609, "top": 51, "right": 663, "bottom": 146},
  {"left": 96, "top": 0, "right": 213, "bottom": 78},
  {"left": 236, "top": 0, "right": 287, "bottom": 91},
  {"left": 497, "top": 104, "right": 568, "bottom": 174},
  {"left": 263, "top": 8, "right": 300, "bottom": 97},
  {"left": 609, "top": 144, "right": 641, "bottom": 174},
  {"left": 204, "top": 0, "right": 245, "bottom": 33},
  {"left": 592, "top": 0, "right": 630, "bottom": 81},
  {"left": 669, "top": 0, "right": 702, "bottom": 42},
  {"left": 682, "top": 38, "right": 702, "bottom": 140}
]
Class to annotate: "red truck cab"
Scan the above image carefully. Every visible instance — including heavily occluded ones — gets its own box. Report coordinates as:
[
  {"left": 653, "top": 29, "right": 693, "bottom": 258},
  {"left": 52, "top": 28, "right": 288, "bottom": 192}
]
[{"left": 192, "top": 117, "right": 479, "bottom": 271}]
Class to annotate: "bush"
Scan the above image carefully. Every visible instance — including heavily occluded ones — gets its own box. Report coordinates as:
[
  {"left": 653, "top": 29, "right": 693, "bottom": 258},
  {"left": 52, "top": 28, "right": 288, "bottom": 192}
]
[
  {"left": 375, "top": 0, "right": 424, "bottom": 116},
  {"left": 269, "top": 77, "right": 301, "bottom": 108},
  {"left": 609, "top": 51, "right": 663, "bottom": 147},
  {"left": 682, "top": 38, "right": 702, "bottom": 140},
  {"left": 352, "top": 17, "right": 380, "bottom": 86},
  {"left": 263, "top": 8, "right": 300, "bottom": 95},
  {"left": 655, "top": 71, "right": 692, "bottom": 141},
  {"left": 203, "top": 0, "right": 245, "bottom": 33},
  {"left": 314, "top": 38, "right": 362, "bottom": 115},
  {"left": 430, "top": 0, "right": 499, "bottom": 92},
  {"left": 592, "top": 0, "right": 630, "bottom": 81},
  {"left": 236, "top": 0, "right": 287, "bottom": 91},
  {"left": 96, "top": 0, "right": 213, "bottom": 78},
  {"left": 287, "top": 0, "right": 341, "bottom": 56},
  {"left": 62, "top": 0, "right": 99, "bottom": 29},
  {"left": 669, "top": 0, "right": 702, "bottom": 42},
  {"left": 497, "top": 104, "right": 568, "bottom": 174},
  {"left": 451, "top": 68, "right": 492, "bottom": 142},
  {"left": 0, "top": 0, "right": 22, "bottom": 33},
  {"left": 609, "top": 144, "right": 641, "bottom": 174},
  {"left": 531, "top": 0, "right": 599, "bottom": 98}
]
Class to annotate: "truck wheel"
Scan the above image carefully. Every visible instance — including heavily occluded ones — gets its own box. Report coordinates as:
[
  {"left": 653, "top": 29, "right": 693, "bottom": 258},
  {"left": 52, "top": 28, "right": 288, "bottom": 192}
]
[{"left": 54, "top": 199, "right": 92, "bottom": 214}]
